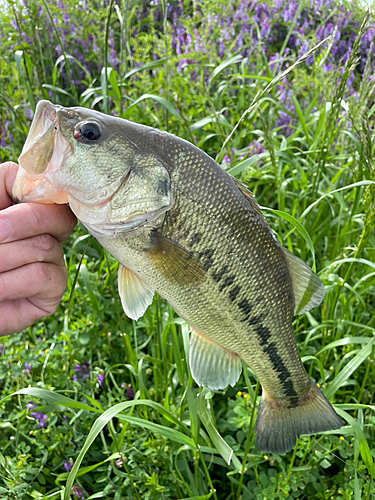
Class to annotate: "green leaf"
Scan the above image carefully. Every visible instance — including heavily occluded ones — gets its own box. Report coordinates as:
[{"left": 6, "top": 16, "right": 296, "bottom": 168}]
[
  {"left": 317, "top": 337, "right": 370, "bottom": 354},
  {"left": 180, "top": 495, "right": 213, "bottom": 500},
  {"left": 195, "top": 389, "right": 242, "bottom": 471},
  {"left": 300, "top": 181, "right": 375, "bottom": 221},
  {"left": 261, "top": 206, "right": 317, "bottom": 272},
  {"left": 126, "top": 94, "right": 181, "bottom": 120},
  {"left": 116, "top": 414, "right": 195, "bottom": 448},
  {"left": 56, "top": 452, "right": 120, "bottom": 481},
  {"left": 1, "top": 388, "right": 101, "bottom": 413},
  {"left": 42, "top": 84, "right": 75, "bottom": 99},
  {"left": 228, "top": 153, "right": 268, "bottom": 176},
  {"left": 63, "top": 400, "right": 193, "bottom": 499},
  {"left": 123, "top": 58, "right": 167, "bottom": 80},
  {"left": 14, "top": 50, "right": 35, "bottom": 111},
  {"left": 209, "top": 54, "right": 243, "bottom": 83},
  {"left": 108, "top": 68, "right": 121, "bottom": 101},
  {"left": 190, "top": 114, "right": 232, "bottom": 132},
  {"left": 325, "top": 338, "right": 374, "bottom": 400},
  {"left": 335, "top": 407, "right": 375, "bottom": 477}
]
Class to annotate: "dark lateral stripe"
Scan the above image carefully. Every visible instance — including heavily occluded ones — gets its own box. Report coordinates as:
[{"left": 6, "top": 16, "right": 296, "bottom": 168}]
[
  {"left": 218, "top": 275, "right": 235, "bottom": 292},
  {"left": 262, "top": 339, "right": 298, "bottom": 399},
  {"left": 237, "top": 298, "right": 253, "bottom": 316},
  {"left": 228, "top": 284, "right": 240, "bottom": 302},
  {"left": 211, "top": 265, "right": 229, "bottom": 283},
  {"left": 254, "top": 324, "right": 271, "bottom": 345},
  {"left": 189, "top": 232, "right": 202, "bottom": 245},
  {"left": 198, "top": 249, "right": 214, "bottom": 272}
]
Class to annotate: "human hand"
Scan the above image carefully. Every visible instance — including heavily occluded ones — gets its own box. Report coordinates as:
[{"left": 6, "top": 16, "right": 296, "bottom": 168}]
[{"left": 0, "top": 161, "right": 77, "bottom": 336}]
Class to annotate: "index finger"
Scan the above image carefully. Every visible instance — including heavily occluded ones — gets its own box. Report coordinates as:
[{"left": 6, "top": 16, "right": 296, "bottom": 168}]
[
  {"left": 0, "top": 201, "right": 77, "bottom": 244},
  {"left": 0, "top": 162, "right": 18, "bottom": 210},
  {"left": 0, "top": 162, "right": 76, "bottom": 243}
]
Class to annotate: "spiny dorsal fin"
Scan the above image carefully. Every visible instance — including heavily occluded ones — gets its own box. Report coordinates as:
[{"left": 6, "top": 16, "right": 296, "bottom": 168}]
[
  {"left": 189, "top": 329, "right": 242, "bottom": 390},
  {"left": 118, "top": 264, "right": 154, "bottom": 320},
  {"left": 282, "top": 247, "right": 325, "bottom": 315},
  {"left": 232, "top": 177, "right": 266, "bottom": 221},
  {"left": 146, "top": 232, "right": 205, "bottom": 286}
]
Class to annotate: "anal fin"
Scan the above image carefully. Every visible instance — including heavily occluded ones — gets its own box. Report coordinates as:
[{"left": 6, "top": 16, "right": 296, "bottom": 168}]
[
  {"left": 189, "top": 329, "right": 242, "bottom": 390},
  {"left": 118, "top": 264, "right": 154, "bottom": 320}
]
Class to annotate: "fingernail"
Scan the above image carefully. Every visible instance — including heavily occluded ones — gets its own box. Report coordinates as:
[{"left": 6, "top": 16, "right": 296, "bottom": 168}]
[{"left": 0, "top": 219, "right": 11, "bottom": 242}]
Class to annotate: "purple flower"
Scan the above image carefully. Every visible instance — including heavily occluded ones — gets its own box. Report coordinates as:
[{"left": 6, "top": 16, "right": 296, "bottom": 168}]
[
  {"left": 0, "top": 344, "right": 4, "bottom": 357},
  {"left": 73, "top": 360, "right": 90, "bottom": 381},
  {"left": 24, "top": 363, "right": 31, "bottom": 374},
  {"left": 248, "top": 140, "right": 264, "bottom": 156},
  {"left": 21, "top": 32, "right": 31, "bottom": 44},
  {"left": 26, "top": 401, "right": 37, "bottom": 410},
  {"left": 30, "top": 411, "right": 48, "bottom": 428},
  {"left": 0, "top": 128, "right": 5, "bottom": 148},
  {"left": 63, "top": 458, "right": 74, "bottom": 472},
  {"left": 25, "top": 108, "right": 34, "bottom": 120},
  {"left": 97, "top": 373, "right": 105, "bottom": 386},
  {"left": 125, "top": 387, "right": 134, "bottom": 399},
  {"left": 221, "top": 155, "right": 231, "bottom": 166},
  {"left": 71, "top": 486, "right": 84, "bottom": 499}
]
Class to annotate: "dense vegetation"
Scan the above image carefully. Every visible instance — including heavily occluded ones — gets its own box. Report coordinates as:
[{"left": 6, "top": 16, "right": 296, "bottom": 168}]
[{"left": 1, "top": 0, "right": 375, "bottom": 498}]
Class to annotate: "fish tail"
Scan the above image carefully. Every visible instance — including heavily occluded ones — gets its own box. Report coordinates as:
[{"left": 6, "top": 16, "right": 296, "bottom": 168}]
[{"left": 255, "top": 380, "right": 342, "bottom": 454}]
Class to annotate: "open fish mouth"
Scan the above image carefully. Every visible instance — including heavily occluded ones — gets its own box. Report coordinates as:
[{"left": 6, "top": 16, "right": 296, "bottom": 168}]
[{"left": 12, "top": 100, "right": 71, "bottom": 204}]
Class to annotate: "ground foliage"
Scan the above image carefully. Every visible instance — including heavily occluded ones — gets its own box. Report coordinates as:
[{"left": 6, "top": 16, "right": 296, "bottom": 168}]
[{"left": 1, "top": 0, "right": 375, "bottom": 498}]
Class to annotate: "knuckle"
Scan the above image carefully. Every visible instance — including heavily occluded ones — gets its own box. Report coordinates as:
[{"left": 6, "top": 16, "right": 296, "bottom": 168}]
[
  {"left": 32, "top": 262, "right": 51, "bottom": 282},
  {"left": 34, "top": 233, "right": 55, "bottom": 254}
]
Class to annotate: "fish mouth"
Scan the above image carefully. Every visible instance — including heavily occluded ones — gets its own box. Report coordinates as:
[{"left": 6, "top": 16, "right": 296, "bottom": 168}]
[{"left": 12, "top": 100, "right": 71, "bottom": 204}]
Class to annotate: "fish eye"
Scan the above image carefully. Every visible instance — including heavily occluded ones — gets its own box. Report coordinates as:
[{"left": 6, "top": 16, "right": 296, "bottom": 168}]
[{"left": 74, "top": 121, "right": 102, "bottom": 142}]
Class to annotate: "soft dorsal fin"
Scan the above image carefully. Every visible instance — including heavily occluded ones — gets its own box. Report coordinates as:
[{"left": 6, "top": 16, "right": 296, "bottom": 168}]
[
  {"left": 118, "top": 264, "right": 154, "bottom": 320},
  {"left": 232, "top": 177, "right": 267, "bottom": 221},
  {"left": 189, "top": 329, "right": 242, "bottom": 390},
  {"left": 281, "top": 248, "right": 325, "bottom": 315}
]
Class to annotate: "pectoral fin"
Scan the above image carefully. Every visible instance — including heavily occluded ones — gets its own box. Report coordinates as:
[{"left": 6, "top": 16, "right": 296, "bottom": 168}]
[
  {"left": 118, "top": 264, "right": 154, "bottom": 320},
  {"left": 189, "top": 329, "right": 242, "bottom": 390},
  {"left": 282, "top": 248, "right": 325, "bottom": 315},
  {"left": 146, "top": 232, "right": 205, "bottom": 287}
]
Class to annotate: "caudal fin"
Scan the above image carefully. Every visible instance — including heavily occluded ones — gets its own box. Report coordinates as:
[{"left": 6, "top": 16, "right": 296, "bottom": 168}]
[{"left": 255, "top": 381, "right": 342, "bottom": 454}]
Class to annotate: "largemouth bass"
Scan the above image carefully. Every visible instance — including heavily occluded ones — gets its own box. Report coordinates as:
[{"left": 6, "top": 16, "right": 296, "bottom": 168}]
[{"left": 13, "top": 100, "right": 342, "bottom": 453}]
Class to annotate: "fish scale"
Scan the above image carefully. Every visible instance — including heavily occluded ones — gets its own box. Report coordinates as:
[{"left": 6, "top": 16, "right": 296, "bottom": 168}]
[
  {"left": 159, "top": 141, "right": 308, "bottom": 399},
  {"left": 13, "top": 100, "right": 342, "bottom": 453}
]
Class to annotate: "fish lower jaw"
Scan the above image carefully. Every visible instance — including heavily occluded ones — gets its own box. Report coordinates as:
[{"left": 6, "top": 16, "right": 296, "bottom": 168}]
[{"left": 81, "top": 221, "right": 138, "bottom": 238}]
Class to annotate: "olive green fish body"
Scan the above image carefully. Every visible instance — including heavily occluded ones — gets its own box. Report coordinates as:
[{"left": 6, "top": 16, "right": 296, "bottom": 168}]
[{"left": 13, "top": 101, "right": 342, "bottom": 453}]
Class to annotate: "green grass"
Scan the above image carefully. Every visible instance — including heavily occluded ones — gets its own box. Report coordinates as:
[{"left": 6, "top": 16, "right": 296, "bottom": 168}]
[{"left": 1, "top": 0, "right": 375, "bottom": 499}]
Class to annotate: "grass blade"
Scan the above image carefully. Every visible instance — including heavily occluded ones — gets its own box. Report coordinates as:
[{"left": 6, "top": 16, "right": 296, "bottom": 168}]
[
  {"left": 325, "top": 338, "right": 374, "bottom": 400},
  {"left": 196, "top": 389, "right": 242, "bottom": 471},
  {"left": 261, "top": 206, "right": 317, "bottom": 271}
]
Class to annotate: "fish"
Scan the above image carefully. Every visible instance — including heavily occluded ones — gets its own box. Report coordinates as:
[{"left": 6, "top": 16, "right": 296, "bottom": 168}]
[{"left": 13, "top": 100, "right": 342, "bottom": 453}]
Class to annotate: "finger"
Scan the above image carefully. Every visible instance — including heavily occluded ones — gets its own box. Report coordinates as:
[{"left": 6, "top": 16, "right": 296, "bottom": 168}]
[
  {"left": 0, "top": 162, "right": 18, "bottom": 210},
  {"left": 0, "top": 298, "right": 52, "bottom": 337},
  {"left": 0, "top": 261, "right": 67, "bottom": 303},
  {"left": 0, "top": 234, "right": 64, "bottom": 273},
  {"left": 0, "top": 201, "right": 77, "bottom": 244}
]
